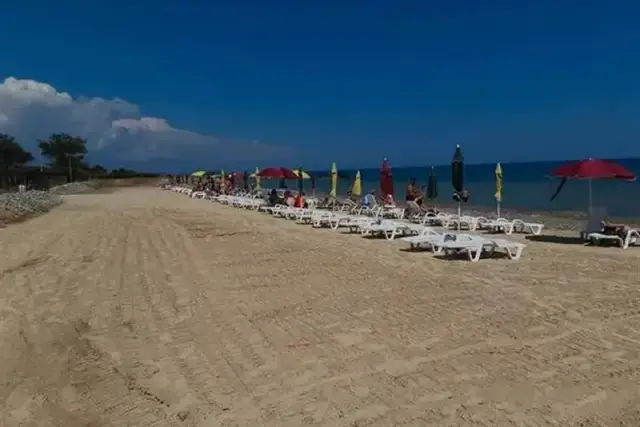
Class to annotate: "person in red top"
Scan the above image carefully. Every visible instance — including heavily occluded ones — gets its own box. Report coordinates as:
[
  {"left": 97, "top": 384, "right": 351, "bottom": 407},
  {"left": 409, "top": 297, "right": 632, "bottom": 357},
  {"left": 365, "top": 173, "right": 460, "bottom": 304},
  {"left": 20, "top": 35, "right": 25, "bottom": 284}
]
[{"left": 294, "top": 192, "right": 305, "bottom": 208}]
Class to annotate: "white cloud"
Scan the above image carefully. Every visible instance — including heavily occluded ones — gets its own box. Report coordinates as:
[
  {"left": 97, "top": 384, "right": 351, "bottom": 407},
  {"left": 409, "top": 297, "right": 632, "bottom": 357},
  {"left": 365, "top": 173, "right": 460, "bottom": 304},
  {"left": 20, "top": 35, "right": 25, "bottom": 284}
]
[{"left": 0, "top": 77, "right": 290, "bottom": 170}]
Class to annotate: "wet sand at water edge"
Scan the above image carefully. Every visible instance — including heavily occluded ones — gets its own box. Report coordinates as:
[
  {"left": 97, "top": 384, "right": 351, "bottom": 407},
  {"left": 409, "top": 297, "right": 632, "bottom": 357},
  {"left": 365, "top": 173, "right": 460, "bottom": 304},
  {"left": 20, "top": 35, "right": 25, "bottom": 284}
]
[{"left": 1, "top": 187, "right": 639, "bottom": 426}]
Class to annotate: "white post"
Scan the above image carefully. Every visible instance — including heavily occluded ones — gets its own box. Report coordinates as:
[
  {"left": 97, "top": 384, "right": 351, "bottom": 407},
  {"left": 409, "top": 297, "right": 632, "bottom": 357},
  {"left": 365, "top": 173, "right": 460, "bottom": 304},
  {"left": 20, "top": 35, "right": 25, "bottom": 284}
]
[{"left": 589, "top": 178, "right": 593, "bottom": 215}]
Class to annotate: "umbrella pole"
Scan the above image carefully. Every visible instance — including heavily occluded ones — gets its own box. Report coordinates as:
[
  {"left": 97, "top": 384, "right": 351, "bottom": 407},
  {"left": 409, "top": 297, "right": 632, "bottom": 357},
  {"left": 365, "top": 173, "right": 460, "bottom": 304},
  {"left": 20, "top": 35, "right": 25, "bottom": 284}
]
[
  {"left": 589, "top": 178, "right": 593, "bottom": 216},
  {"left": 457, "top": 201, "right": 461, "bottom": 230},
  {"left": 497, "top": 201, "right": 501, "bottom": 218}
]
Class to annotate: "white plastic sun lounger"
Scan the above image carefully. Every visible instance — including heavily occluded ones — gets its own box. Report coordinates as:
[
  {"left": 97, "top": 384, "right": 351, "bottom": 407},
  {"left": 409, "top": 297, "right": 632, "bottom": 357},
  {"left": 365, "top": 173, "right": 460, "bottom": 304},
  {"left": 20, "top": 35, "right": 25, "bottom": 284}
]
[
  {"left": 587, "top": 228, "right": 640, "bottom": 249},
  {"left": 440, "top": 215, "right": 479, "bottom": 231},
  {"left": 312, "top": 211, "right": 349, "bottom": 228},
  {"left": 430, "top": 234, "right": 526, "bottom": 262},
  {"left": 486, "top": 218, "right": 544, "bottom": 235},
  {"left": 579, "top": 207, "right": 607, "bottom": 240},
  {"left": 293, "top": 208, "right": 316, "bottom": 223},
  {"left": 329, "top": 214, "right": 377, "bottom": 231},
  {"left": 401, "top": 227, "right": 443, "bottom": 249},
  {"left": 360, "top": 220, "right": 425, "bottom": 240}
]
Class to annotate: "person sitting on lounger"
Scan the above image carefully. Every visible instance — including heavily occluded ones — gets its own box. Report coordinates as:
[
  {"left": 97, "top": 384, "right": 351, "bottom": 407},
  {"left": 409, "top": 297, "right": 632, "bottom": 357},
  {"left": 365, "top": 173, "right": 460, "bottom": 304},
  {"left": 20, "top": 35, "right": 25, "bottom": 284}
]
[
  {"left": 363, "top": 190, "right": 376, "bottom": 207},
  {"left": 294, "top": 192, "right": 305, "bottom": 208},
  {"left": 284, "top": 190, "right": 295, "bottom": 207},
  {"left": 602, "top": 221, "right": 631, "bottom": 239},
  {"left": 383, "top": 193, "right": 395, "bottom": 207},
  {"left": 268, "top": 189, "right": 279, "bottom": 206}
]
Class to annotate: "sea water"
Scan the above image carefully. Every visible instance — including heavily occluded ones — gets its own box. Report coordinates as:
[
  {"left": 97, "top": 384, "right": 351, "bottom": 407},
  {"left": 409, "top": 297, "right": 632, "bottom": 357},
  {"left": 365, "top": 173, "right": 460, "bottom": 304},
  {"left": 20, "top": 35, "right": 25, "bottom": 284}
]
[{"left": 261, "top": 158, "right": 640, "bottom": 217}]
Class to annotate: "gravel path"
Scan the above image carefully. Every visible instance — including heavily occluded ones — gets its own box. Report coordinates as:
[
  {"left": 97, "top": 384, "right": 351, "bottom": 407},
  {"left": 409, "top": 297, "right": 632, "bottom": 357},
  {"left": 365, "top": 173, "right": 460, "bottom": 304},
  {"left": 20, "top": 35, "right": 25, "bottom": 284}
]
[{"left": 0, "top": 182, "right": 99, "bottom": 225}]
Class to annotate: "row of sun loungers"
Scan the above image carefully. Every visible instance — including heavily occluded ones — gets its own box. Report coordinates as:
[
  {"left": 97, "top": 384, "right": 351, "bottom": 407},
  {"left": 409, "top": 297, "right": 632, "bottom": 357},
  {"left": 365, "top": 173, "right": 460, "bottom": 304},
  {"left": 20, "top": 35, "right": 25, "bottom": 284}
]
[
  {"left": 166, "top": 186, "right": 538, "bottom": 261},
  {"left": 166, "top": 185, "right": 639, "bottom": 254}
]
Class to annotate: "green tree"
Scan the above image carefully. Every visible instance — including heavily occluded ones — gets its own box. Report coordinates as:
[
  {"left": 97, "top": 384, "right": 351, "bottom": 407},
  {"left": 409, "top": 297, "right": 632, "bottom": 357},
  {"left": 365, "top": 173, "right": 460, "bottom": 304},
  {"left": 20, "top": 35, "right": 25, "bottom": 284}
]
[
  {"left": 38, "top": 133, "right": 88, "bottom": 180},
  {"left": 89, "top": 164, "right": 108, "bottom": 175},
  {"left": 0, "top": 133, "right": 34, "bottom": 168},
  {"left": 0, "top": 134, "right": 34, "bottom": 188}
]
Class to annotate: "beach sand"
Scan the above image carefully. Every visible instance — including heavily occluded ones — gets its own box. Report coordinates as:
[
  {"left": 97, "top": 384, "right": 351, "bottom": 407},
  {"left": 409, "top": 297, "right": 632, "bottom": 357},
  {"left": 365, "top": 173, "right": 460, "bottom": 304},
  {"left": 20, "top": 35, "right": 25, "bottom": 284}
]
[{"left": 1, "top": 187, "right": 639, "bottom": 426}]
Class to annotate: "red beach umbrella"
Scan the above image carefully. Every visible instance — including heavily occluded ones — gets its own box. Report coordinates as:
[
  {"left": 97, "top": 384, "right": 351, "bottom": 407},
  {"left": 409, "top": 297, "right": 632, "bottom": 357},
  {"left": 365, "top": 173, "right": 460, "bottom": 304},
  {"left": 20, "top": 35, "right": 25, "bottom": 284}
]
[
  {"left": 256, "top": 167, "right": 299, "bottom": 180},
  {"left": 549, "top": 158, "right": 636, "bottom": 180},
  {"left": 380, "top": 158, "right": 394, "bottom": 199},
  {"left": 549, "top": 158, "right": 636, "bottom": 213}
]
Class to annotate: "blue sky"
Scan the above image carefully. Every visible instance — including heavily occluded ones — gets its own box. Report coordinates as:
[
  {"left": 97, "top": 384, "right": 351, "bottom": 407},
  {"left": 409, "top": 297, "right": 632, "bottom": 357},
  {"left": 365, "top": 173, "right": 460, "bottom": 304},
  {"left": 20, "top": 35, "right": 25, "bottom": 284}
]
[{"left": 2, "top": 0, "right": 639, "bottom": 171}]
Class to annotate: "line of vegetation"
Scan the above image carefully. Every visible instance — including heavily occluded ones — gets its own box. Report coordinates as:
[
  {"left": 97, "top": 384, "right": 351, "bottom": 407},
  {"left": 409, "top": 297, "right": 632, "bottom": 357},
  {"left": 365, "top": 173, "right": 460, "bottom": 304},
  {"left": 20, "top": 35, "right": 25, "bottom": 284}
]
[{"left": 0, "top": 132, "right": 163, "bottom": 185}]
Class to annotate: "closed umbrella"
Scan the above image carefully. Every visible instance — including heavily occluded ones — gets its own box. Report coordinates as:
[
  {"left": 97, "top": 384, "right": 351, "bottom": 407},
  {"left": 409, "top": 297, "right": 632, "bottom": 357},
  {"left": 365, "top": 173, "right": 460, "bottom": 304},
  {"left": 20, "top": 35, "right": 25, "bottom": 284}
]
[
  {"left": 329, "top": 162, "right": 338, "bottom": 198},
  {"left": 427, "top": 166, "right": 438, "bottom": 203},
  {"left": 451, "top": 144, "right": 466, "bottom": 219},
  {"left": 243, "top": 171, "right": 250, "bottom": 192},
  {"left": 549, "top": 158, "right": 636, "bottom": 214},
  {"left": 495, "top": 163, "right": 503, "bottom": 217},
  {"left": 352, "top": 171, "right": 362, "bottom": 197},
  {"left": 380, "top": 158, "right": 394, "bottom": 200}
]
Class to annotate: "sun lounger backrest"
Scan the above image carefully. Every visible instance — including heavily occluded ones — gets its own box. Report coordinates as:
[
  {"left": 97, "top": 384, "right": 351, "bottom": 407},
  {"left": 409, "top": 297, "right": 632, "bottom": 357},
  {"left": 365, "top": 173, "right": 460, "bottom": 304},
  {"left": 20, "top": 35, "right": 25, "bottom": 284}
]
[
  {"left": 406, "top": 201, "right": 421, "bottom": 215},
  {"left": 583, "top": 206, "right": 607, "bottom": 235}
]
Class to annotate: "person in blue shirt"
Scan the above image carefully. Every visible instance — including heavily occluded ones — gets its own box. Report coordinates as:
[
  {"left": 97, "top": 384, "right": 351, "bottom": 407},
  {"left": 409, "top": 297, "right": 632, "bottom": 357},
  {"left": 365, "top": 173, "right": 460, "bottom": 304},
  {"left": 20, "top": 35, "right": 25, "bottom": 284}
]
[{"left": 363, "top": 190, "right": 377, "bottom": 207}]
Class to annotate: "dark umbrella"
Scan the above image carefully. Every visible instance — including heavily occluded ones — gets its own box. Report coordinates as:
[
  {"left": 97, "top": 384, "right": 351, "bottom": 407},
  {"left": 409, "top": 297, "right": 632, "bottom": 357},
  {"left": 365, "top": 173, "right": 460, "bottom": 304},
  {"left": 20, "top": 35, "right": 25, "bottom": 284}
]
[
  {"left": 549, "top": 158, "right": 636, "bottom": 214},
  {"left": 451, "top": 144, "right": 464, "bottom": 196},
  {"left": 242, "top": 171, "right": 249, "bottom": 192},
  {"left": 427, "top": 166, "right": 438, "bottom": 202},
  {"left": 380, "top": 158, "right": 394, "bottom": 199},
  {"left": 451, "top": 144, "right": 467, "bottom": 222}
]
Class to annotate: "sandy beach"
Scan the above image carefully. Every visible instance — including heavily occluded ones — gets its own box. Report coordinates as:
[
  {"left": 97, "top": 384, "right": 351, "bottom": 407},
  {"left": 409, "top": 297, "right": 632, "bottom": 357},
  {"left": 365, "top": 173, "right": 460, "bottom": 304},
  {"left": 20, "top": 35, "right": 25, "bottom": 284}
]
[{"left": 1, "top": 187, "right": 639, "bottom": 426}]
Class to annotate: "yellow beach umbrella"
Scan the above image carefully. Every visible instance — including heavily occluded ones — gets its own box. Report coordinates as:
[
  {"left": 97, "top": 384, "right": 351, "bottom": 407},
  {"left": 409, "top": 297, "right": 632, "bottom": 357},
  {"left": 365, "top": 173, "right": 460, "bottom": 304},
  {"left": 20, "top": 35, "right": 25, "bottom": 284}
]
[
  {"left": 191, "top": 170, "right": 206, "bottom": 177},
  {"left": 495, "top": 163, "right": 503, "bottom": 216},
  {"left": 220, "top": 169, "right": 226, "bottom": 190},
  {"left": 293, "top": 169, "right": 312, "bottom": 179},
  {"left": 329, "top": 162, "right": 338, "bottom": 198},
  {"left": 352, "top": 170, "right": 362, "bottom": 197}
]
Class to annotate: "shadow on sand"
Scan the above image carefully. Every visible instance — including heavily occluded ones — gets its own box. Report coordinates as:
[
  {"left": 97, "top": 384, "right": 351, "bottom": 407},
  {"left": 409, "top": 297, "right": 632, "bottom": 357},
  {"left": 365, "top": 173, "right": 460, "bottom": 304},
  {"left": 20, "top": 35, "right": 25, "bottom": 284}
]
[{"left": 525, "top": 235, "right": 585, "bottom": 245}]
